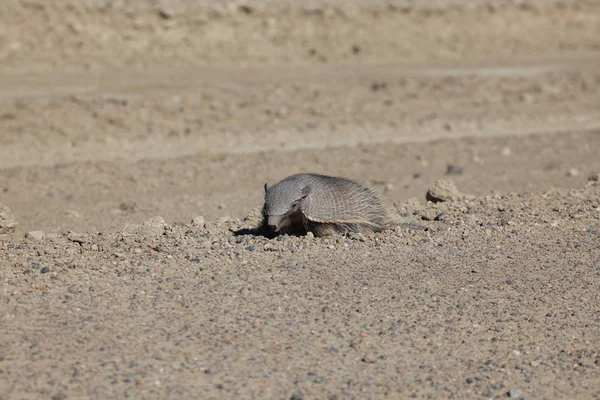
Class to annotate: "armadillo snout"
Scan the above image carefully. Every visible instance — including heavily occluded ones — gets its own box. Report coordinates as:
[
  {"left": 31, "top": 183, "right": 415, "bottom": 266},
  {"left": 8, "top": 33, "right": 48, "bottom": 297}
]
[{"left": 267, "top": 215, "right": 285, "bottom": 232}]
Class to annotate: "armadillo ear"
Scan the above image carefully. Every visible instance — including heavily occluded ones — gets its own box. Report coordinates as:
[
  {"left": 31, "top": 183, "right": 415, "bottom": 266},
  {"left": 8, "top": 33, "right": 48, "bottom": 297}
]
[
  {"left": 264, "top": 183, "right": 269, "bottom": 193},
  {"left": 301, "top": 185, "right": 312, "bottom": 197}
]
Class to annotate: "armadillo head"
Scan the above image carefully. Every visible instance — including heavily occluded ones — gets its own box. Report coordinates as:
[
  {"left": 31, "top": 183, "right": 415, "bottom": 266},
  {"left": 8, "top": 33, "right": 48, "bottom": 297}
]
[{"left": 263, "top": 178, "right": 312, "bottom": 232}]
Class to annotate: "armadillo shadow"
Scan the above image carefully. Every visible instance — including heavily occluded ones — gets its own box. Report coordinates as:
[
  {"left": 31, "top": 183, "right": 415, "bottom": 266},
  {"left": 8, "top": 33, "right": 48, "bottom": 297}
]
[
  {"left": 233, "top": 226, "right": 275, "bottom": 238},
  {"left": 233, "top": 222, "right": 311, "bottom": 239}
]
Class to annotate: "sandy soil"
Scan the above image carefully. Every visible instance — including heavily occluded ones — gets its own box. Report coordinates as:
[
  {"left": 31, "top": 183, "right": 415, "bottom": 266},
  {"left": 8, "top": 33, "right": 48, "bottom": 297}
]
[{"left": 0, "top": 0, "right": 599, "bottom": 399}]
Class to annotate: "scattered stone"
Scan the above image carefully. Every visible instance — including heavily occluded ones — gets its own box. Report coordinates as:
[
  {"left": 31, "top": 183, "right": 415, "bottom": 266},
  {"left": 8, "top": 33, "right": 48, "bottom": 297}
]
[
  {"left": 0, "top": 202, "right": 18, "bottom": 236},
  {"left": 362, "top": 354, "right": 377, "bottom": 364},
  {"left": 40, "top": 266, "right": 50, "bottom": 273},
  {"left": 426, "top": 180, "right": 461, "bottom": 203},
  {"left": 191, "top": 216, "right": 205, "bottom": 227},
  {"left": 433, "top": 212, "right": 445, "bottom": 221},
  {"left": 143, "top": 216, "right": 167, "bottom": 228},
  {"left": 67, "top": 232, "right": 91, "bottom": 244},
  {"left": 587, "top": 171, "right": 599, "bottom": 182},
  {"left": 567, "top": 168, "right": 580, "bottom": 177},
  {"left": 263, "top": 243, "right": 276, "bottom": 251},
  {"left": 501, "top": 146, "right": 512, "bottom": 156},
  {"left": 348, "top": 232, "right": 365, "bottom": 241},
  {"left": 446, "top": 164, "right": 464, "bottom": 175},
  {"left": 25, "top": 231, "right": 45, "bottom": 241},
  {"left": 508, "top": 388, "right": 522, "bottom": 398},
  {"left": 131, "top": 216, "right": 168, "bottom": 237}
]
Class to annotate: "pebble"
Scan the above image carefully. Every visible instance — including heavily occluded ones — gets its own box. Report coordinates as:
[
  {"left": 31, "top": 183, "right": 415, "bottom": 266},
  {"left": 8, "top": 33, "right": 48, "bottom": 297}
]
[
  {"left": 41, "top": 267, "right": 50, "bottom": 274},
  {"left": 426, "top": 180, "right": 461, "bottom": 203},
  {"left": 446, "top": 164, "right": 464, "bottom": 175},
  {"left": 0, "top": 203, "right": 19, "bottom": 236},
  {"left": 434, "top": 212, "right": 445, "bottom": 221},
  {"left": 191, "top": 216, "right": 205, "bottom": 227},
  {"left": 25, "top": 231, "right": 45, "bottom": 241},
  {"left": 263, "top": 243, "right": 276, "bottom": 251},
  {"left": 501, "top": 146, "right": 512, "bottom": 156},
  {"left": 567, "top": 168, "right": 580, "bottom": 177},
  {"left": 508, "top": 388, "right": 522, "bottom": 398}
]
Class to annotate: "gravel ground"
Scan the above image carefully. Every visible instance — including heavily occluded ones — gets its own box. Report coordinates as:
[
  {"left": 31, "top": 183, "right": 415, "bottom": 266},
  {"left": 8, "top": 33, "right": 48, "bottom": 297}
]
[{"left": 0, "top": 0, "right": 599, "bottom": 399}]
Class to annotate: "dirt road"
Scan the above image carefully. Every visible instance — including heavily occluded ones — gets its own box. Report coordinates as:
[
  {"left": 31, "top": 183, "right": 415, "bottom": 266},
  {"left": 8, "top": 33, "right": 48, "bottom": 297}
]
[{"left": 1, "top": 1, "right": 599, "bottom": 399}]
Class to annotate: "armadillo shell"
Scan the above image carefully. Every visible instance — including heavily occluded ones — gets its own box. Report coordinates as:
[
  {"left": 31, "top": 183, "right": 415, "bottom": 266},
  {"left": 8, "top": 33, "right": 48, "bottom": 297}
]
[{"left": 299, "top": 174, "right": 388, "bottom": 226}]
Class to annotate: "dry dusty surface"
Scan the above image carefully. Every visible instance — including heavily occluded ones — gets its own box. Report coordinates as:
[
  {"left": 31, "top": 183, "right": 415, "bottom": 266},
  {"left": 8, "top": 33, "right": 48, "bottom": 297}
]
[{"left": 1, "top": 0, "right": 600, "bottom": 399}]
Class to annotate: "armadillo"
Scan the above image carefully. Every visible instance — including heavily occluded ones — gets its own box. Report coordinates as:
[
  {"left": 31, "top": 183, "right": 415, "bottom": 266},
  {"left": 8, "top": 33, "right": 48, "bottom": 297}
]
[{"left": 262, "top": 173, "right": 391, "bottom": 237}]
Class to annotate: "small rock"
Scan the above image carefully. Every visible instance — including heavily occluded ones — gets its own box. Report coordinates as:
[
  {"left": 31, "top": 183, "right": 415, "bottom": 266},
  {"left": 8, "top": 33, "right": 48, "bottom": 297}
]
[
  {"left": 446, "top": 164, "right": 464, "bottom": 175},
  {"left": 567, "top": 168, "right": 580, "bottom": 177},
  {"left": 143, "top": 216, "right": 167, "bottom": 228},
  {"left": 25, "top": 231, "right": 45, "bottom": 241},
  {"left": 588, "top": 172, "right": 599, "bottom": 182},
  {"left": 40, "top": 266, "right": 50, "bottom": 274},
  {"left": 530, "top": 360, "right": 540, "bottom": 367},
  {"left": 501, "top": 146, "right": 512, "bottom": 156},
  {"left": 263, "top": 243, "right": 276, "bottom": 251},
  {"left": 361, "top": 354, "right": 377, "bottom": 364},
  {"left": 0, "top": 202, "right": 18, "bottom": 236},
  {"left": 348, "top": 232, "right": 365, "bottom": 241},
  {"left": 191, "top": 216, "right": 205, "bottom": 227},
  {"left": 433, "top": 212, "right": 445, "bottom": 221},
  {"left": 426, "top": 180, "right": 461, "bottom": 203},
  {"left": 508, "top": 388, "right": 522, "bottom": 398}
]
